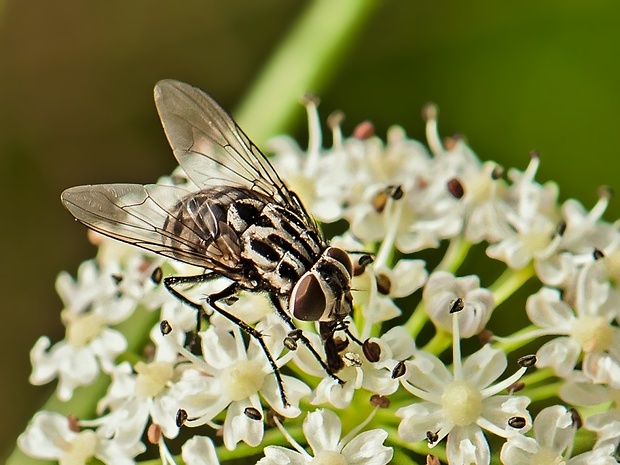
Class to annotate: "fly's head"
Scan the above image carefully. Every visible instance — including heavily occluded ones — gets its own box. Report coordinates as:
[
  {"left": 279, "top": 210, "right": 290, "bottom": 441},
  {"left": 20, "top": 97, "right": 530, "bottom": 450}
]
[{"left": 289, "top": 247, "right": 353, "bottom": 322}]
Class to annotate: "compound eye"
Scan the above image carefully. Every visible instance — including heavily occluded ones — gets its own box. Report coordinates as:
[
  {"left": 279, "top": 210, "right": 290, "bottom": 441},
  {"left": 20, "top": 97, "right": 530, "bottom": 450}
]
[
  {"left": 325, "top": 247, "right": 353, "bottom": 276},
  {"left": 291, "top": 273, "right": 326, "bottom": 321}
]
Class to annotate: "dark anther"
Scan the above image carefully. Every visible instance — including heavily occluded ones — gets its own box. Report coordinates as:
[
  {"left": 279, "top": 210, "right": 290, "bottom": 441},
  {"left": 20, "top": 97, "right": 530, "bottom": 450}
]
[
  {"left": 151, "top": 267, "right": 163, "bottom": 284},
  {"left": 67, "top": 414, "right": 80, "bottom": 432},
  {"left": 362, "top": 339, "right": 381, "bottom": 363},
  {"left": 447, "top": 178, "right": 465, "bottom": 199},
  {"left": 372, "top": 191, "right": 389, "bottom": 213},
  {"left": 327, "top": 110, "right": 345, "bottom": 129},
  {"left": 353, "top": 254, "right": 374, "bottom": 276},
  {"left": 111, "top": 274, "right": 123, "bottom": 284},
  {"left": 491, "top": 165, "right": 504, "bottom": 180},
  {"left": 370, "top": 394, "right": 390, "bottom": 408},
  {"left": 593, "top": 248, "right": 605, "bottom": 260},
  {"left": 386, "top": 185, "right": 404, "bottom": 200},
  {"left": 147, "top": 424, "right": 162, "bottom": 444},
  {"left": 283, "top": 337, "right": 298, "bottom": 351},
  {"left": 477, "top": 329, "right": 493, "bottom": 345},
  {"left": 426, "top": 430, "right": 439, "bottom": 444},
  {"left": 508, "top": 416, "right": 527, "bottom": 429},
  {"left": 555, "top": 221, "right": 567, "bottom": 237},
  {"left": 421, "top": 102, "right": 438, "bottom": 121},
  {"left": 598, "top": 185, "right": 614, "bottom": 200},
  {"left": 376, "top": 273, "right": 392, "bottom": 295},
  {"left": 333, "top": 336, "right": 349, "bottom": 353},
  {"left": 160, "top": 320, "right": 172, "bottom": 336},
  {"left": 517, "top": 354, "right": 537, "bottom": 368},
  {"left": 243, "top": 407, "right": 262, "bottom": 421},
  {"left": 266, "top": 409, "right": 285, "bottom": 427},
  {"left": 353, "top": 120, "right": 375, "bottom": 140},
  {"left": 529, "top": 149, "right": 539, "bottom": 160},
  {"left": 176, "top": 409, "right": 188, "bottom": 427},
  {"left": 570, "top": 407, "right": 583, "bottom": 428},
  {"left": 449, "top": 297, "right": 464, "bottom": 314},
  {"left": 301, "top": 92, "right": 320, "bottom": 106},
  {"left": 391, "top": 361, "right": 406, "bottom": 379},
  {"left": 508, "top": 381, "right": 525, "bottom": 394}
]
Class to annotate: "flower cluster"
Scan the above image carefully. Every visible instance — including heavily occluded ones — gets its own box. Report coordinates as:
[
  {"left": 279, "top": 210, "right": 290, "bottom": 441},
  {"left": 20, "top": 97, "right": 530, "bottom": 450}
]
[{"left": 18, "top": 94, "right": 620, "bottom": 465}]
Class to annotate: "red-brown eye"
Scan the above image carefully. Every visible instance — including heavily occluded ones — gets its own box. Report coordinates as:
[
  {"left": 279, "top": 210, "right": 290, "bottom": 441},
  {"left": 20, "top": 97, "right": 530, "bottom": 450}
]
[
  {"left": 291, "top": 273, "right": 326, "bottom": 321},
  {"left": 325, "top": 247, "right": 353, "bottom": 276}
]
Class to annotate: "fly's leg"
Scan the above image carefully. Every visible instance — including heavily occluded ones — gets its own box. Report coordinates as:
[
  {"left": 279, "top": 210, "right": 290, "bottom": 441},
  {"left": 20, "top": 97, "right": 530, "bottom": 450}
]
[
  {"left": 164, "top": 275, "right": 290, "bottom": 409},
  {"left": 206, "top": 283, "right": 290, "bottom": 408},
  {"left": 164, "top": 272, "right": 220, "bottom": 335},
  {"left": 269, "top": 294, "right": 345, "bottom": 385}
]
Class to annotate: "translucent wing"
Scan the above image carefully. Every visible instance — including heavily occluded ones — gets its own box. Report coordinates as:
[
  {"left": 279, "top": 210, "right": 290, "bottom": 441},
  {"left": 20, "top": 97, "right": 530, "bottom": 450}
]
[
  {"left": 154, "top": 79, "right": 310, "bottom": 220},
  {"left": 61, "top": 183, "right": 242, "bottom": 273}
]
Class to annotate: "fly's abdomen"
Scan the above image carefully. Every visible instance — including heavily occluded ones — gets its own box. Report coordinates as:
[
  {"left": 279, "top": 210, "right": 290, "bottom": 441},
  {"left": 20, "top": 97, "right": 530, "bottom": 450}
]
[{"left": 241, "top": 204, "right": 324, "bottom": 294}]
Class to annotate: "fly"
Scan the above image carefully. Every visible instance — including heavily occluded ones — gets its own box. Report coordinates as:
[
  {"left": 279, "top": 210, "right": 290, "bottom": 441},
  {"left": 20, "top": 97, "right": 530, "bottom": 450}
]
[{"left": 61, "top": 80, "right": 365, "bottom": 408}]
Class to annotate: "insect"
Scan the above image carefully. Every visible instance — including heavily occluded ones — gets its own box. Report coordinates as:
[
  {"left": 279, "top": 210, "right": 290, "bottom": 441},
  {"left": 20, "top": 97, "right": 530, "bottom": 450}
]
[{"left": 61, "top": 80, "right": 360, "bottom": 407}]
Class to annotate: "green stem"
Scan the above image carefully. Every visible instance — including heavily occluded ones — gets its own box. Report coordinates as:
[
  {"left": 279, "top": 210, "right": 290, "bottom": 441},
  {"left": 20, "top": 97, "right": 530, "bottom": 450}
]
[
  {"left": 522, "top": 381, "right": 562, "bottom": 402},
  {"left": 403, "top": 301, "right": 428, "bottom": 337},
  {"left": 235, "top": 0, "right": 381, "bottom": 144},
  {"left": 422, "top": 330, "right": 452, "bottom": 356},
  {"left": 489, "top": 263, "right": 535, "bottom": 307},
  {"left": 436, "top": 236, "right": 473, "bottom": 273},
  {"left": 492, "top": 324, "right": 538, "bottom": 353}
]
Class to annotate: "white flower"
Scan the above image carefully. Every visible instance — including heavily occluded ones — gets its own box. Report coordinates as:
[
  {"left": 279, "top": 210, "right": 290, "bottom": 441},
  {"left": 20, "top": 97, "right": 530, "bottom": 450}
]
[
  {"left": 93, "top": 360, "right": 180, "bottom": 449},
  {"left": 526, "top": 263, "right": 620, "bottom": 385},
  {"left": 423, "top": 271, "right": 495, "bottom": 338},
  {"left": 257, "top": 409, "right": 393, "bottom": 465},
  {"left": 500, "top": 405, "right": 618, "bottom": 465},
  {"left": 486, "top": 155, "right": 562, "bottom": 269},
  {"left": 176, "top": 316, "right": 310, "bottom": 450},
  {"left": 396, "top": 312, "right": 531, "bottom": 465},
  {"left": 18, "top": 411, "right": 142, "bottom": 465},
  {"left": 304, "top": 325, "right": 415, "bottom": 408},
  {"left": 560, "top": 371, "right": 620, "bottom": 450}
]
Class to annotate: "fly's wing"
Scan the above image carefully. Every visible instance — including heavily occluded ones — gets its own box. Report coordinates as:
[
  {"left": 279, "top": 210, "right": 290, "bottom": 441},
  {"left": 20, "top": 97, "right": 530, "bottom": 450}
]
[
  {"left": 154, "top": 79, "right": 318, "bottom": 233},
  {"left": 61, "top": 183, "right": 239, "bottom": 273}
]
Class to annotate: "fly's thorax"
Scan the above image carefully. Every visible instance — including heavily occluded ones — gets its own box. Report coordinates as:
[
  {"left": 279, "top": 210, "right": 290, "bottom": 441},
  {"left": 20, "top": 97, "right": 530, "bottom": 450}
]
[{"left": 290, "top": 247, "right": 353, "bottom": 322}]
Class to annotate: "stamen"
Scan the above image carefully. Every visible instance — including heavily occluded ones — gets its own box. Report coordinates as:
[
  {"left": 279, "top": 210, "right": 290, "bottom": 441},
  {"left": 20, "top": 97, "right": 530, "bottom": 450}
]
[
  {"left": 338, "top": 404, "right": 379, "bottom": 447},
  {"left": 327, "top": 110, "right": 345, "bottom": 149},
  {"left": 301, "top": 92, "right": 322, "bottom": 177},
  {"left": 422, "top": 102, "right": 443, "bottom": 156},
  {"left": 452, "top": 307, "right": 463, "bottom": 381}
]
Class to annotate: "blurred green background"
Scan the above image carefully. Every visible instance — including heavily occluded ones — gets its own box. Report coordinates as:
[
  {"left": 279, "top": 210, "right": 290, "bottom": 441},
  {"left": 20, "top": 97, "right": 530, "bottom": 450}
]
[{"left": 2, "top": 0, "right": 620, "bottom": 461}]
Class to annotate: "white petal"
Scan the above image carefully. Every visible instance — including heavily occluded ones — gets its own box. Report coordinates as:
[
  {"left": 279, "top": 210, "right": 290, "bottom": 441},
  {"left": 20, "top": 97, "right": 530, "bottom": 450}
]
[
  {"left": 532, "top": 405, "right": 574, "bottom": 452},
  {"left": 536, "top": 337, "right": 581, "bottom": 377},
  {"left": 396, "top": 402, "right": 447, "bottom": 443},
  {"left": 341, "top": 430, "right": 393, "bottom": 465},
  {"left": 304, "top": 409, "right": 342, "bottom": 454},
  {"left": 446, "top": 425, "right": 490, "bottom": 465},
  {"left": 18, "top": 411, "right": 71, "bottom": 459},
  {"left": 526, "top": 287, "right": 574, "bottom": 330},
  {"left": 500, "top": 435, "right": 540, "bottom": 464},
  {"left": 462, "top": 345, "right": 506, "bottom": 389},
  {"left": 257, "top": 446, "right": 308, "bottom": 465},
  {"left": 182, "top": 436, "right": 220, "bottom": 465},
  {"left": 223, "top": 399, "right": 264, "bottom": 450}
]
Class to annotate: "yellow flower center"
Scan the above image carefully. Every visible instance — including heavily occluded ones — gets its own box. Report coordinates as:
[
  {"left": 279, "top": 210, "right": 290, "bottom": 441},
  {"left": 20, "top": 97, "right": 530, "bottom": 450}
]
[
  {"left": 441, "top": 381, "right": 483, "bottom": 426},
  {"left": 220, "top": 360, "right": 266, "bottom": 401},
  {"left": 311, "top": 451, "right": 347, "bottom": 465},
  {"left": 134, "top": 361, "right": 174, "bottom": 399},
  {"left": 66, "top": 312, "right": 105, "bottom": 347},
  {"left": 571, "top": 315, "right": 613, "bottom": 353}
]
